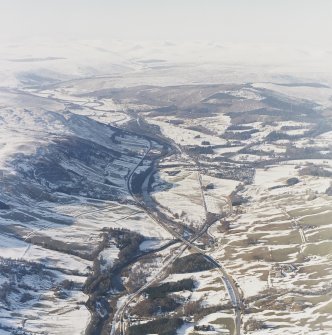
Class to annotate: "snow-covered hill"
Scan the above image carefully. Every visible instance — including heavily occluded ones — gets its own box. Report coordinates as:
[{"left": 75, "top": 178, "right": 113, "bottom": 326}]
[
  {"left": 1, "top": 39, "right": 332, "bottom": 89},
  {"left": 0, "top": 89, "right": 172, "bottom": 334}
]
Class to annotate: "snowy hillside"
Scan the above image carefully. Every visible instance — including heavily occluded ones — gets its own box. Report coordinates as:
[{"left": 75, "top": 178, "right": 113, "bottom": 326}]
[{"left": 0, "top": 88, "right": 172, "bottom": 334}]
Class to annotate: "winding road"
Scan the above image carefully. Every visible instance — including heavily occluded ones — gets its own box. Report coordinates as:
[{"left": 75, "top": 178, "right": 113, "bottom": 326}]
[{"left": 110, "top": 118, "right": 242, "bottom": 335}]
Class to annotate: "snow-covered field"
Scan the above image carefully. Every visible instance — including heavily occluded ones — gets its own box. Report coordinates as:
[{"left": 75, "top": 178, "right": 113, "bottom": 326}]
[
  {"left": 152, "top": 168, "right": 206, "bottom": 227},
  {"left": 148, "top": 118, "right": 228, "bottom": 147},
  {"left": 209, "top": 159, "right": 332, "bottom": 334}
]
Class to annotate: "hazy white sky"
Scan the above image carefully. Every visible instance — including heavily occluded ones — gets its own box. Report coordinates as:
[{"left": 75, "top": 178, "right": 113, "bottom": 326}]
[{"left": 0, "top": 0, "right": 331, "bottom": 46}]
